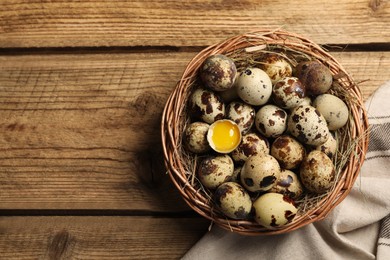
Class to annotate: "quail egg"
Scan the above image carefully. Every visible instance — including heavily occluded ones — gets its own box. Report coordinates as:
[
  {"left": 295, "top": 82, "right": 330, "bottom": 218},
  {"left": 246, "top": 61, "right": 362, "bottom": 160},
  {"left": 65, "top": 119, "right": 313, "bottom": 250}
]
[
  {"left": 200, "top": 54, "right": 237, "bottom": 92},
  {"left": 253, "top": 193, "right": 297, "bottom": 229},
  {"left": 271, "top": 135, "right": 305, "bottom": 169},
  {"left": 316, "top": 132, "right": 337, "bottom": 158},
  {"left": 295, "top": 60, "right": 333, "bottom": 96},
  {"left": 197, "top": 154, "right": 234, "bottom": 189},
  {"left": 273, "top": 77, "right": 306, "bottom": 109},
  {"left": 287, "top": 105, "right": 329, "bottom": 146},
  {"left": 255, "top": 104, "right": 287, "bottom": 138},
  {"left": 313, "top": 94, "right": 349, "bottom": 130},
  {"left": 300, "top": 150, "right": 335, "bottom": 193},
  {"left": 214, "top": 182, "right": 252, "bottom": 219},
  {"left": 232, "top": 132, "right": 270, "bottom": 164},
  {"left": 219, "top": 84, "right": 239, "bottom": 103},
  {"left": 240, "top": 154, "right": 281, "bottom": 192},
  {"left": 230, "top": 166, "right": 242, "bottom": 183},
  {"left": 189, "top": 88, "right": 225, "bottom": 124},
  {"left": 270, "top": 169, "right": 304, "bottom": 199},
  {"left": 226, "top": 101, "right": 255, "bottom": 134},
  {"left": 184, "top": 122, "right": 210, "bottom": 154},
  {"left": 236, "top": 68, "right": 273, "bottom": 106},
  {"left": 207, "top": 119, "right": 241, "bottom": 154},
  {"left": 259, "top": 53, "right": 293, "bottom": 84}
]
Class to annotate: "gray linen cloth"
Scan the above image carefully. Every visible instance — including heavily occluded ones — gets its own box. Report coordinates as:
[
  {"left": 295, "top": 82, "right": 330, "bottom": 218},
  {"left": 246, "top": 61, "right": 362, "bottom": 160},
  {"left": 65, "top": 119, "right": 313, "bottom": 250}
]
[{"left": 183, "top": 81, "right": 390, "bottom": 260}]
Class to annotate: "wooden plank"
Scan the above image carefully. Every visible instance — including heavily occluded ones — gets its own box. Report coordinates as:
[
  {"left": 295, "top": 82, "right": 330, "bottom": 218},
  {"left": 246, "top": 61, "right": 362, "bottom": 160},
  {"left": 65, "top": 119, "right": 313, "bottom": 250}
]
[
  {"left": 0, "top": 0, "right": 389, "bottom": 48},
  {"left": 0, "top": 216, "right": 209, "bottom": 259},
  {"left": 0, "top": 51, "right": 387, "bottom": 210}
]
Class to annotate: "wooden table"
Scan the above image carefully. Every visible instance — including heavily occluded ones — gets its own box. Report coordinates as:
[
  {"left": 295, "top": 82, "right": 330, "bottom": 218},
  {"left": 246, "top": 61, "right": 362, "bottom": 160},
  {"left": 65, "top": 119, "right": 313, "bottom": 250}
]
[{"left": 0, "top": 1, "right": 388, "bottom": 259}]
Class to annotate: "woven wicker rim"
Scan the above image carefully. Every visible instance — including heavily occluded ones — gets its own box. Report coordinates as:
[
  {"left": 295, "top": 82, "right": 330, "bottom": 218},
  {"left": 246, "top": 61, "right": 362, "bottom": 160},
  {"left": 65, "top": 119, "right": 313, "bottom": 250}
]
[{"left": 161, "top": 29, "right": 369, "bottom": 235}]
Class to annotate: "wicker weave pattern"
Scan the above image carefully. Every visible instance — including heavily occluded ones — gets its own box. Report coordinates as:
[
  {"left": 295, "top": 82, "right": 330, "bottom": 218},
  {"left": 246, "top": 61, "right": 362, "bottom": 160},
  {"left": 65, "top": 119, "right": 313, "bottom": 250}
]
[{"left": 161, "top": 29, "right": 369, "bottom": 235}]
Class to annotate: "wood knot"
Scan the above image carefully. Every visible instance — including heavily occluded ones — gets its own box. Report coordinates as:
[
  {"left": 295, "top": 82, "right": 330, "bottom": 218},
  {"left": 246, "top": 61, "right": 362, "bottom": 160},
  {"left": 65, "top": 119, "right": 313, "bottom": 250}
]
[
  {"left": 369, "top": 0, "right": 383, "bottom": 12},
  {"left": 47, "top": 229, "right": 74, "bottom": 260},
  {"left": 132, "top": 92, "right": 161, "bottom": 116}
]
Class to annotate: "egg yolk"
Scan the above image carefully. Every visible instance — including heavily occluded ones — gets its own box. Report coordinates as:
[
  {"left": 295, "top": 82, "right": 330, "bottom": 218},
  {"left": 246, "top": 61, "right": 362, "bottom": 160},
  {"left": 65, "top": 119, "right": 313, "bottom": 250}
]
[{"left": 210, "top": 120, "right": 241, "bottom": 153}]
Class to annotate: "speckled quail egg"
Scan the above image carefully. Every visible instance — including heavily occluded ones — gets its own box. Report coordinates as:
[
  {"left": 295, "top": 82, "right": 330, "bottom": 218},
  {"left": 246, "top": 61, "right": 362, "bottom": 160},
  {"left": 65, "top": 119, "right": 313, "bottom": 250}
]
[
  {"left": 214, "top": 182, "right": 252, "bottom": 219},
  {"left": 240, "top": 154, "right": 281, "bottom": 192},
  {"left": 226, "top": 101, "right": 255, "bottom": 134},
  {"left": 232, "top": 132, "right": 270, "bottom": 164},
  {"left": 255, "top": 104, "right": 287, "bottom": 138},
  {"left": 273, "top": 77, "right": 306, "bottom": 109},
  {"left": 197, "top": 154, "right": 234, "bottom": 189},
  {"left": 200, "top": 54, "right": 237, "bottom": 92},
  {"left": 295, "top": 60, "right": 333, "bottom": 96},
  {"left": 230, "top": 166, "right": 242, "bottom": 183},
  {"left": 184, "top": 122, "right": 210, "bottom": 154},
  {"left": 219, "top": 84, "right": 239, "bottom": 103},
  {"left": 287, "top": 105, "right": 329, "bottom": 146},
  {"left": 253, "top": 193, "right": 297, "bottom": 229},
  {"left": 207, "top": 119, "right": 241, "bottom": 154},
  {"left": 313, "top": 94, "right": 349, "bottom": 130},
  {"left": 299, "top": 96, "right": 312, "bottom": 106},
  {"left": 316, "top": 132, "right": 337, "bottom": 158},
  {"left": 270, "top": 169, "right": 304, "bottom": 199},
  {"left": 236, "top": 68, "right": 273, "bottom": 106},
  {"left": 271, "top": 135, "right": 305, "bottom": 169},
  {"left": 300, "top": 150, "right": 335, "bottom": 193},
  {"left": 189, "top": 88, "right": 225, "bottom": 124},
  {"left": 259, "top": 53, "right": 293, "bottom": 84}
]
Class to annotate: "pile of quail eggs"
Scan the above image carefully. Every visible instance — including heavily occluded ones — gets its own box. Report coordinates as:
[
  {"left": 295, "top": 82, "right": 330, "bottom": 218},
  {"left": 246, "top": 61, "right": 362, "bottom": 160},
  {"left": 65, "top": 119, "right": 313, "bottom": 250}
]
[{"left": 184, "top": 52, "right": 349, "bottom": 229}]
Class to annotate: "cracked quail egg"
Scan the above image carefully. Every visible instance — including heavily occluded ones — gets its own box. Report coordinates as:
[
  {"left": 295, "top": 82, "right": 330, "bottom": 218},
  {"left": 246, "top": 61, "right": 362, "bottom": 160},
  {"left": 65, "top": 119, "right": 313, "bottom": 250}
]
[
  {"left": 253, "top": 192, "right": 297, "bottom": 229},
  {"left": 313, "top": 94, "right": 349, "bottom": 131},
  {"left": 240, "top": 154, "right": 281, "bottom": 192},
  {"left": 189, "top": 88, "right": 225, "bottom": 124},
  {"left": 197, "top": 154, "right": 234, "bottom": 189},
  {"left": 273, "top": 77, "right": 307, "bottom": 109},
  {"left": 236, "top": 68, "right": 272, "bottom": 106},
  {"left": 226, "top": 101, "right": 255, "bottom": 134},
  {"left": 232, "top": 132, "right": 270, "bottom": 164},
  {"left": 207, "top": 119, "right": 241, "bottom": 154},
  {"left": 255, "top": 104, "right": 287, "bottom": 138},
  {"left": 214, "top": 182, "right": 252, "bottom": 219},
  {"left": 300, "top": 150, "right": 335, "bottom": 193},
  {"left": 271, "top": 135, "right": 305, "bottom": 169},
  {"left": 184, "top": 122, "right": 210, "bottom": 154},
  {"left": 287, "top": 105, "right": 329, "bottom": 146},
  {"left": 270, "top": 169, "right": 304, "bottom": 199},
  {"left": 259, "top": 53, "right": 293, "bottom": 84},
  {"left": 200, "top": 54, "right": 237, "bottom": 92}
]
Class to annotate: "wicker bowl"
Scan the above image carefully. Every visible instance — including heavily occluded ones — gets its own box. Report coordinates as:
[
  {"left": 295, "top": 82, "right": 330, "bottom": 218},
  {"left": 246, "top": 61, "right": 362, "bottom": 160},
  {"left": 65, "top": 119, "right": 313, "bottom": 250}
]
[{"left": 161, "top": 29, "right": 369, "bottom": 235}]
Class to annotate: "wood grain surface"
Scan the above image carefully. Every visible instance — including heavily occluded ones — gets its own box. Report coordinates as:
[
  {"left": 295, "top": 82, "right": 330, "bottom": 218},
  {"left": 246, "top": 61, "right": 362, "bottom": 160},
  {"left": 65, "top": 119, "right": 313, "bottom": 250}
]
[
  {"left": 0, "top": 0, "right": 389, "bottom": 47},
  {"left": 0, "top": 0, "right": 389, "bottom": 258},
  {"left": 0, "top": 216, "right": 209, "bottom": 259},
  {"left": 0, "top": 51, "right": 387, "bottom": 210}
]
